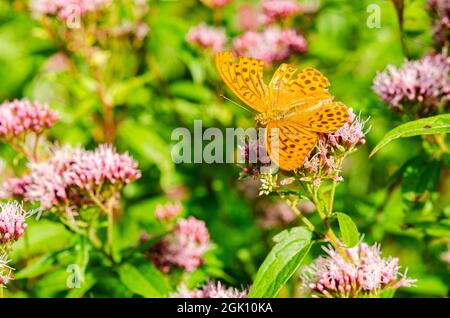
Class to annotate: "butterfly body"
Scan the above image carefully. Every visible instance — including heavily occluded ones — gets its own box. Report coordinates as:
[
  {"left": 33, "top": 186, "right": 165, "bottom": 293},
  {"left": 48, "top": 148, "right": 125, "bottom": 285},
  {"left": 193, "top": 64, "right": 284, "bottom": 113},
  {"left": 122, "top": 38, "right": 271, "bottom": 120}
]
[{"left": 215, "top": 51, "right": 349, "bottom": 171}]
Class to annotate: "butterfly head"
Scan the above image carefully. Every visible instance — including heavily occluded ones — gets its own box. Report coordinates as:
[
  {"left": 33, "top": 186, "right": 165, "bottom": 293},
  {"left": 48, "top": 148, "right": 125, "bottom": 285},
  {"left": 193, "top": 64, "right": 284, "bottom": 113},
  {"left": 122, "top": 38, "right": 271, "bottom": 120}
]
[{"left": 254, "top": 113, "right": 268, "bottom": 126}]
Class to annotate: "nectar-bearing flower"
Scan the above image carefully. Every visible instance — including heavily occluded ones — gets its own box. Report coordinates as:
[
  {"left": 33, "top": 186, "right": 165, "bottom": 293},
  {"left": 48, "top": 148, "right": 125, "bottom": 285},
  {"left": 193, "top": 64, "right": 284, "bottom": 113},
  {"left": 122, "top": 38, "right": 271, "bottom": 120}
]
[
  {"left": 151, "top": 216, "right": 210, "bottom": 272},
  {"left": 171, "top": 281, "right": 247, "bottom": 298},
  {"left": 17, "top": 144, "right": 141, "bottom": 212},
  {"left": 0, "top": 252, "right": 12, "bottom": 286},
  {"left": 301, "top": 243, "right": 416, "bottom": 298},
  {"left": 262, "top": 0, "right": 302, "bottom": 24},
  {"left": 186, "top": 23, "right": 227, "bottom": 53},
  {"left": 155, "top": 201, "right": 182, "bottom": 221},
  {"left": 0, "top": 99, "right": 58, "bottom": 140},
  {"left": 373, "top": 52, "right": 450, "bottom": 114},
  {"left": 298, "top": 109, "right": 368, "bottom": 184},
  {"left": 30, "top": 0, "right": 111, "bottom": 20},
  {"left": 233, "top": 26, "right": 307, "bottom": 65},
  {"left": 0, "top": 202, "right": 32, "bottom": 244},
  {"left": 63, "top": 144, "right": 141, "bottom": 190}
]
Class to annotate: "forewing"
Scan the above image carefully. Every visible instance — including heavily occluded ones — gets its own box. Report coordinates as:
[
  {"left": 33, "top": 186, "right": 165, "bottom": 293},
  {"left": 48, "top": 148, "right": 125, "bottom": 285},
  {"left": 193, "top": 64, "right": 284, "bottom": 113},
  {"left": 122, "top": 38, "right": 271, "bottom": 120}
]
[
  {"left": 268, "top": 65, "right": 332, "bottom": 109},
  {"left": 215, "top": 51, "right": 268, "bottom": 112}
]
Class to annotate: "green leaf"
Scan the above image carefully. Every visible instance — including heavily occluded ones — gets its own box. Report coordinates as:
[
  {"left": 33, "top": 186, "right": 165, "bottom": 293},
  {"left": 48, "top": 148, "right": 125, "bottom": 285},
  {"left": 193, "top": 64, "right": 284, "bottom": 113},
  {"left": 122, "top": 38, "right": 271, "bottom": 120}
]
[
  {"left": 370, "top": 114, "right": 450, "bottom": 157},
  {"left": 248, "top": 227, "right": 312, "bottom": 298},
  {"left": 336, "top": 212, "right": 359, "bottom": 248},
  {"left": 168, "top": 81, "right": 213, "bottom": 103},
  {"left": 118, "top": 262, "right": 172, "bottom": 298},
  {"left": 119, "top": 120, "right": 177, "bottom": 189}
]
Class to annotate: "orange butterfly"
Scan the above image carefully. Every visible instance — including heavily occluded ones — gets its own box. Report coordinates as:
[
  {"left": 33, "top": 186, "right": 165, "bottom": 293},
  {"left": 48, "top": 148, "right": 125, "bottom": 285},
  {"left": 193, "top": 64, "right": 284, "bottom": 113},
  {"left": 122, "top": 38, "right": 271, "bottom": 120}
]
[{"left": 215, "top": 51, "right": 349, "bottom": 171}]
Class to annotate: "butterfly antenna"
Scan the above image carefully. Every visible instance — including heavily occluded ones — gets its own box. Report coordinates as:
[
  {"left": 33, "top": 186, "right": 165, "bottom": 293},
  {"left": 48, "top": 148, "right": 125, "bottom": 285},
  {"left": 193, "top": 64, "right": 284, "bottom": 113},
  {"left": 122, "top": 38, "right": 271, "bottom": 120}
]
[{"left": 219, "top": 94, "right": 257, "bottom": 114}]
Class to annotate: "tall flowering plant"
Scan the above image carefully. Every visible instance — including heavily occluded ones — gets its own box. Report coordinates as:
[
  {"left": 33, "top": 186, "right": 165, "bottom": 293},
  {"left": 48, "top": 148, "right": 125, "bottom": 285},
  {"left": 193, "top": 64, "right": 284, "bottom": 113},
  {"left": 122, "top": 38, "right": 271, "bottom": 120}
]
[
  {"left": 237, "top": 108, "right": 415, "bottom": 298},
  {"left": 25, "top": 0, "right": 150, "bottom": 143},
  {"left": 0, "top": 99, "right": 141, "bottom": 265}
]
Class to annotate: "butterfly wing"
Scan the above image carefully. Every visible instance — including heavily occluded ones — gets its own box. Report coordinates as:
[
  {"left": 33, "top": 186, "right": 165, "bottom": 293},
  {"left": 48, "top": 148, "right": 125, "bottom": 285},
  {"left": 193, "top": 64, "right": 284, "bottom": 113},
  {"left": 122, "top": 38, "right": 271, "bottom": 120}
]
[
  {"left": 290, "top": 101, "right": 350, "bottom": 133},
  {"left": 215, "top": 51, "right": 268, "bottom": 113},
  {"left": 268, "top": 65, "right": 333, "bottom": 110},
  {"left": 265, "top": 120, "right": 318, "bottom": 171}
]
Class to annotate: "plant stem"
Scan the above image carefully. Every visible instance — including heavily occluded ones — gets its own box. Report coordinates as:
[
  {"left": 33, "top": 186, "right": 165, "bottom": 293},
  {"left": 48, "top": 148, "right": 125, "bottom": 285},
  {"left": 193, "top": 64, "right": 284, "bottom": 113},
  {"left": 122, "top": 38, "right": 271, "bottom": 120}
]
[
  {"left": 0, "top": 287, "right": 3, "bottom": 298},
  {"left": 309, "top": 185, "right": 352, "bottom": 263},
  {"left": 107, "top": 205, "right": 114, "bottom": 258},
  {"left": 87, "top": 190, "right": 115, "bottom": 259},
  {"left": 328, "top": 180, "right": 337, "bottom": 217},
  {"left": 433, "top": 134, "right": 448, "bottom": 153},
  {"left": 284, "top": 198, "right": 317, "bottom": 233}
]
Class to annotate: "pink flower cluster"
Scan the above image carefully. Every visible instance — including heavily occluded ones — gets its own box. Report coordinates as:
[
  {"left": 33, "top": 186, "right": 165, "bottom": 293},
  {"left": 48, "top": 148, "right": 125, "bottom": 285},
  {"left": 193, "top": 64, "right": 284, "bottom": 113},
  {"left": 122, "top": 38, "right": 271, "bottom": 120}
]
[
  {"left": 200, "top": 0, "right": 233, "bottom": 9},
  {"left": 155, "top": 201, "right": 182, "bottom": 221},
  {"left": 186, "top": 23, "right": 227, "bottom": 53},
  {"left": 63, "top": 144, "right": 141, "bottom": 190},
  {"left": 30, "top": 0, "right": 111, "bottom": 19},
  {"left": 300, "top": 110, "right": 367, "bottom": 182},
  {"left": 10, "top": 144, "right": 140, "bottom": 210},
  {"left": 0, "top": 252, "right": 12, "bottom": 286},
  {"left": 0, "top": 176, "right": 31, "bottom": 199},
  {"left": 261, "top": 0, "right": 302, "bottom": 24},
  {"left": 171, "top": 281, "right": 247, "bottom": 298},
  {"left": 327, "top": 109, "right": 367, "bottom": 148},
  {"left": 428, "top": 0, "right": 450, "bottom": 47},
  {"left": 0, "top": 99, "right": 58, "bottom": 139},
  {"left": 238, "top": 137, "right": 271, "bottom": 177},
  {"left": 373, "top": 52, "right": 450, "bottom": 112},
  {"left": 0, "top": 202, "right": 30, "bottom": 244},
  {"left": 301, "top": 243, "right": 416, "bottom": 298},
  {"left": 151, "top": 216, "right": 210, "bottom": 272},
  {"left": 233, "top": 26, "right": 307, "bottom": 65}
]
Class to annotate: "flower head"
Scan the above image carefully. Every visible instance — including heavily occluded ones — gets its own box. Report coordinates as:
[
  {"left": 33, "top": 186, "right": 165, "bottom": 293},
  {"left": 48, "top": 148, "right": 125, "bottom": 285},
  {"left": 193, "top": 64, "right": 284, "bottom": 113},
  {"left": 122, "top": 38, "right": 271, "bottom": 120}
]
[
  {"left": 155, "top": 201, "right": 182, "bottom": 221},
  {"left": 301, "top": 243, "right": 416, "bottom": 298},
  {"left": 0, "top": 202, "right": 31, "bottom": 244},
  {"left": 23, "top": 144, "right": 140, "bottom": 211},
  {"left": 373, "top": 52, "right": 450, "bottom": 114},
  {"left": 63, "top": 144, "right": 141, "bottom": 191},
  {"left": 238, "top": 137, "right": 271, "bottom": 177},
  {"left": 299, "top": 110, "right": 368, "bottom": 182},
  {"left": 24, "top": 144, "right": 80, "bottom": 209},
  {"left": 0, "top": 252, "right": 13, "bottom": 286},
  {"left": 259, "top": 174, "right": 278, "bottom": 195},
  {"left": 0, "top": 99, "right": 58, "bottom": 140},
  {"left": 30, "top": 0, "right": 111, "bottom": 20},
  {"left": 171, "top": 281, "right": 247, "bottom": 298},
  {"left": 233, "top": 26, "right": 307, "bottom": 65},
  {"left": 0, "top": 176, "right": 31, "bottom": 199},
  {"left": 151, "top": 216, "right": 210, "bottom": 272},
  {"left": 186, "top": 23, "right": 227, "bottom": 53},
  {"left": 327, "top": 109, "right": 368, "bottom": 149},
  {"left": 238, "top": 4, "right": 262, "bottom": 31},
  {"left": 262, "top": 0, "right": 302, "bottom": 24}
]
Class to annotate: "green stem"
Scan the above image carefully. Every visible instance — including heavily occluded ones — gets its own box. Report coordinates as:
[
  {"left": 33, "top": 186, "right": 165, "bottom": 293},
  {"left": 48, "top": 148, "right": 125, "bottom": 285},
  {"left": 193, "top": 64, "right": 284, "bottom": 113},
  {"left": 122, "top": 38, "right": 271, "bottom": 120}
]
[
  {"left": 309, "top": 185, "right": 352, "bottom": 263},
  {"left": 284, "top": 198, "right": 316, "bottom": 233},
  {"left": 433, "top": 134, "right": 448, "bottom": 153},
  {"left": 107, "top": 206, "right": 114, "bottom": 257},
  {"left": 0, "top": 286, "right": 3, "bottom": 298}
]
